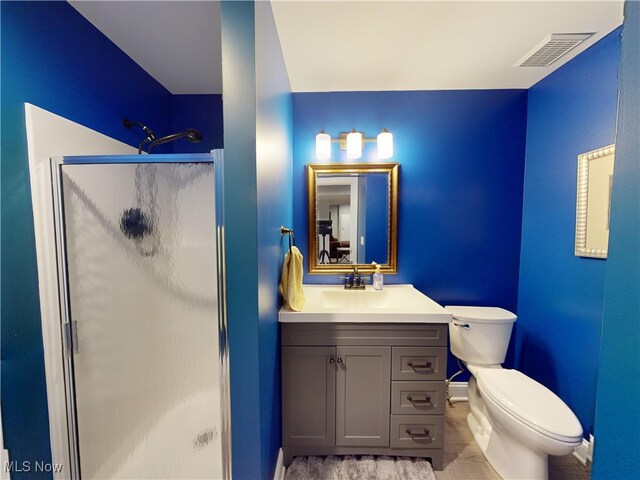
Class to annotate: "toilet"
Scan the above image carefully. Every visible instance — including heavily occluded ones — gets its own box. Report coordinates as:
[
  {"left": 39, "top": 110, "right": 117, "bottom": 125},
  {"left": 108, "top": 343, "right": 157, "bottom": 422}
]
[{"left": 446, "top": 306, "right": 583, "bottom": 480}]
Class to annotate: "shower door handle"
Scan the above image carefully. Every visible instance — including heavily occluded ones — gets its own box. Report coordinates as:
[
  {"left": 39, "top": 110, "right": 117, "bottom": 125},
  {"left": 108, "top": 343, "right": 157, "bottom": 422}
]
[
  {"left": 65, "top": 321, "right": 79, "bottom": 355},
  {"left": 72, "top": 320, "right": 79, "bottom": 354}
]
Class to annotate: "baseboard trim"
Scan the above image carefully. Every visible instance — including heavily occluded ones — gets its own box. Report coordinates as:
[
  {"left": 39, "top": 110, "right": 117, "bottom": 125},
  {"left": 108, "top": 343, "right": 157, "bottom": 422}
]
[
  {"left": 447, "top": 381, "right": 468, "bottom": 402},
  {"left": 274, "top": 448, "right": 285, "bottom": 480},
  {"left": 572, "top": 435, "right": 593, "bottom": 466}
]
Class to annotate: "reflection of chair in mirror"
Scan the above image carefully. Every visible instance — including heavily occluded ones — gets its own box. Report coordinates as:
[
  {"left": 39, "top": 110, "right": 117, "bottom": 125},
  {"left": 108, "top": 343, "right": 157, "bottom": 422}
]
[
  {"left": 329, "top": 236, "right": 351, "bottom": 263},
  {"left": 336, "top": 246, "right": 351, "bottom": 263},
  {"left": 317, "top": 220, "right": 332, "bottom": 264}
]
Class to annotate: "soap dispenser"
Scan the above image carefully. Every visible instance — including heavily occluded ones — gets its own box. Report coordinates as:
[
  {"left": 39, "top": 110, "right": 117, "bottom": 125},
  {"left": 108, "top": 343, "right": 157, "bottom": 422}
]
[{"left": 372, "top": 262, "right": 383, "bottom": 290}]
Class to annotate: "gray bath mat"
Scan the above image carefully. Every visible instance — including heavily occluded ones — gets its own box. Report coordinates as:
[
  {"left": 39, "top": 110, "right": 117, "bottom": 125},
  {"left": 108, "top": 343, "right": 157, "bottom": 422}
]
[{"left": 285, "top": 455, "right": 436, "bottom": 480}]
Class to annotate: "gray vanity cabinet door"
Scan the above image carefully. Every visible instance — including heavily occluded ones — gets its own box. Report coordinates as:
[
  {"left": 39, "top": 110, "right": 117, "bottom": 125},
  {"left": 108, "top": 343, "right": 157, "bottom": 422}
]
[
  {"left": 335, "top": 346, "right": 391, "bottom": 447},
  {"left": 282, "top": 346, "right": 336, "bottom": 447}
]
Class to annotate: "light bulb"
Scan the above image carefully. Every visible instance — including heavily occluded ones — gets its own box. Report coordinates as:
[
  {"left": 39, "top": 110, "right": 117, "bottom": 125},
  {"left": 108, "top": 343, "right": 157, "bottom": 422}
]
[
  {"left": 346, "top": 130, "right": 362, "bottom": 160},
  {"left": 377, "top": 129, "right": 393, "bottom": 159},
  {"left": 315, "top": 131, "right": 331, "bottom": 160}
]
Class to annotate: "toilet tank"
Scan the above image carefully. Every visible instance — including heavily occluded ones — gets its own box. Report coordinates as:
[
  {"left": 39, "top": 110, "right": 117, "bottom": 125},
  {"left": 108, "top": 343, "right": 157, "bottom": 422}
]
[{"left": 445, "top": 306, "right": 517, "bottom": 365}]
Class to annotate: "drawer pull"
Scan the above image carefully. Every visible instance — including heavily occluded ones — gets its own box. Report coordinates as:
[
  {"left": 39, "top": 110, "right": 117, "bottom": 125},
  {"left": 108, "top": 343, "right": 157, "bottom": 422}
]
[
  {"left": 405, "top": 428, "right": 431, "bottom": 439},
  {"left": 407, "top": 395, "right": 432, "bottom": 405},
  {"left": 407, "top": 361, "right": 432, "bottom": 370}
]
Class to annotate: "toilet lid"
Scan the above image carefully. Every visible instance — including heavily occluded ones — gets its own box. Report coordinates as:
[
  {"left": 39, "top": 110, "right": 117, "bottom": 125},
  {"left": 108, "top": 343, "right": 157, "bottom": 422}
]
[
  {"left": 476, "top": 369, "right": 583, "bottom": 442},
  {"left": 444, "top": 306, "right": 517, "bottom": 324}
]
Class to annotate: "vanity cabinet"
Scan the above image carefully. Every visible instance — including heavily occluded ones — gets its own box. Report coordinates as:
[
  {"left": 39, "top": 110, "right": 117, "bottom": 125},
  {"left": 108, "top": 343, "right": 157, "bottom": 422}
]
[
  {"left": 281, "top": 323, "right": 448, "bottom": 470},
  {"left": 282, "top": 346, "right": 391, "bottom": 448}
]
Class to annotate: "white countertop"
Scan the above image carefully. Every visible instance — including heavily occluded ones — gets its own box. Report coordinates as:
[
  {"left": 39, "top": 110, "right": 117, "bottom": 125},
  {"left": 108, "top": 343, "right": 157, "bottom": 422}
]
[{"left": 279, "top": 284, "right": 452, "bottom": 323}]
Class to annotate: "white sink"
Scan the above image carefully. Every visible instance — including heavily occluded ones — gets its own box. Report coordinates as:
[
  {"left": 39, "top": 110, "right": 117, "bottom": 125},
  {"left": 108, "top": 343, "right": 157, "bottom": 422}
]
[
  {"left": 279, "top": 284, "right": 451, "bottom": 323},
  {"left": 321, "top": 289, "right": 393, "bottom": 309}
]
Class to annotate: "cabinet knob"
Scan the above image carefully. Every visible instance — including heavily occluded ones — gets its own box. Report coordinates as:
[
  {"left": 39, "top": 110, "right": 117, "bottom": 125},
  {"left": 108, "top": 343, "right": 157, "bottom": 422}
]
[
  {"left": 329, "top": 357, "right": 335, "bottom": 365},
  {"left": 337, "top": 357, "right": 344, "bottom": 365}
]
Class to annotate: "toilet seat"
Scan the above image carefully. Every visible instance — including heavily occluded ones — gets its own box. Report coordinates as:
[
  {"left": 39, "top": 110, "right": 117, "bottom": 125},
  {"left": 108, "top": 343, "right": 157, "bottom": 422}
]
[{"left": 475, "top": 369, "right": 583, "bottom": 444}]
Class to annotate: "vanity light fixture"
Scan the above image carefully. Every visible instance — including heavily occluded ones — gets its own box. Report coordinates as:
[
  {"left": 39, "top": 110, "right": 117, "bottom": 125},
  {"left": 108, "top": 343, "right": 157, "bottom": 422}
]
[
  {"left": 346, "top": 129, "right": 363, "bottom": 159},
  {"left": 314, "top": 128, "right": 394, "bottom": 160},
  {"left": 315, "top": 130, "right": 331, "bottom": 161},
  {"left": 377, "top": 129, "right": 393, "bottom": 159}
]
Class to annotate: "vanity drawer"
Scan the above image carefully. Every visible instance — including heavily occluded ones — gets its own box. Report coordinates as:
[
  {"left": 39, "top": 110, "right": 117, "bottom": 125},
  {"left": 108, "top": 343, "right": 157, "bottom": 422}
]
[
  {"left": 391, "top": 381, "right": 446, "bottom": 415},
  {"left": 390, "top": 415, "right": 444, "bottom": 449},
  {"left": 391, "top": 347, "right": 447, "bottom": 381}
]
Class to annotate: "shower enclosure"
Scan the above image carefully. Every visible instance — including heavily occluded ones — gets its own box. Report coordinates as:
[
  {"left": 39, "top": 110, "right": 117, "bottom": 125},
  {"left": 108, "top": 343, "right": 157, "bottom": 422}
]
[{"left": 52, "top": 154, "right": 229, "bottom": 479}]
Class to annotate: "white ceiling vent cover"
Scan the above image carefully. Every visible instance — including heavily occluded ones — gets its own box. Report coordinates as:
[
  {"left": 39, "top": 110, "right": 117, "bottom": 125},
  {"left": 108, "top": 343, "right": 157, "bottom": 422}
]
[{"left": 516, "top": 33, "right": 594, "bottom": 67}]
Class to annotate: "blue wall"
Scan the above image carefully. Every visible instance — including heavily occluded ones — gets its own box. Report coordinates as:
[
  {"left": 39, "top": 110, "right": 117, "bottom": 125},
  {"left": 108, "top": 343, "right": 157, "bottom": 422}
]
[
  {"left": 221, "top": 1, "right": 292, "bottom": 478},
  {"left": 593, "top": 2, "right": 639, "bottom": 477},
  {"left": 1, "top": 2, "right": 223, "bottom": 476},
  {"left": 220, "top": 3, "right": 262, "bottom": 478},
  {"left": 292, "top": 90, "right": 528, "bottom": 375},
  {"left": 255, "top": 1, "right": 293, "bottom": 478},
  {"left": 172, "top": 94, "right": 224, "bottom": 152},
  {"left": 516, "top": 28, "right": 622, "bottom": 438}
]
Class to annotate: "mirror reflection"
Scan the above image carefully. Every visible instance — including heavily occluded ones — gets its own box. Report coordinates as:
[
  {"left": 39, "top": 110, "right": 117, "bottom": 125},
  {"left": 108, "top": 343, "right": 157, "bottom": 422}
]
[
  {"left": 575, "top": 144, "right": 615, "bottom": 259},
  {"left": 316, "top": 173, "right": 389, "bottom": 265},
  {"left": 307, "top": 163, "right": 398, "bottom": 274}
]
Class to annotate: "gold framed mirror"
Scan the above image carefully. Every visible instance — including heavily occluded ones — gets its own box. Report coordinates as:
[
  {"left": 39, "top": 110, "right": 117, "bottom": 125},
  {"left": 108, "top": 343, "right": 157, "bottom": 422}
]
[{"left": 307, "top": 162, "right": 398, "bottom": 274}]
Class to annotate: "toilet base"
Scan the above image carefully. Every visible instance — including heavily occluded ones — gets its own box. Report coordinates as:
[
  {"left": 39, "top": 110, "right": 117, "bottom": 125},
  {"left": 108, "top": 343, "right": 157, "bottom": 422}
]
[
  {"left": 465, "top": 372, "right": 551, "bottom": 480},
  {"left": 468, "top": 411, "right": 549, "bottom": 480},
  {"left": 484, "top": 424, "right": 549, "bottom": 480},
  {"left": 467, "top": 411, "right": 490, "bottom": 452}
]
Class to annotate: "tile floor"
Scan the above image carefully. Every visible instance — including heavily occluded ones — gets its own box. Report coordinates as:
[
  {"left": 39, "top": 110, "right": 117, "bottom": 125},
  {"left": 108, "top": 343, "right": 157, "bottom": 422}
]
[{"left": 436, "top": 401, "right": 591, "bottom": 480}]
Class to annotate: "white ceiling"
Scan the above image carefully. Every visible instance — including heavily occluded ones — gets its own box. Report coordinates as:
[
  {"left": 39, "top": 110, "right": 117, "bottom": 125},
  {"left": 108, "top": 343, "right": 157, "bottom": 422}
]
[
  {"left": 69, "top": 1, "right": 623, "bottom": 94},
  {"left": 69, "top": 1, "right": 222, "bottom": 94},
  {"left": 271, "top": 0, "right": 624, "bottom": 91}
]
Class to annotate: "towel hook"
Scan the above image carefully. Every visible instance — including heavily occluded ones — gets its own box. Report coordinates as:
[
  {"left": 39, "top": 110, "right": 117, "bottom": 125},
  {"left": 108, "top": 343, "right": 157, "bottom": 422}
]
[{"left": 281, "top": 226, "right": 295, "bottom": 251}]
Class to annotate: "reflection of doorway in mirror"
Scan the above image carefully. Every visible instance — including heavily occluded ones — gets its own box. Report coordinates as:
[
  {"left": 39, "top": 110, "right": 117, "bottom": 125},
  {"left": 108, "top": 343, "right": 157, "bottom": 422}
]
[
  {"left": 338, "top": 205, "right": 351, "bottom": 242},
  {"left": 316, "top": 176, "right": 359, "bottom": 264}
]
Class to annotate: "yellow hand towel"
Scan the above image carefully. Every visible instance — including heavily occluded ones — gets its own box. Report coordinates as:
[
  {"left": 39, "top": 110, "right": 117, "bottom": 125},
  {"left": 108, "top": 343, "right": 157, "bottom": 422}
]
[{"left": 280, "top": 246, "right": 305, "bottom": 311}]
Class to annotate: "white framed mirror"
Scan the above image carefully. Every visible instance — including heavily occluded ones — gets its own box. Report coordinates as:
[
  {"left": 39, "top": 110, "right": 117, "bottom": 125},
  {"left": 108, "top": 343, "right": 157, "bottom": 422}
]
[{"left": 575, "top": 144, "right": 615, "bottom": 259}]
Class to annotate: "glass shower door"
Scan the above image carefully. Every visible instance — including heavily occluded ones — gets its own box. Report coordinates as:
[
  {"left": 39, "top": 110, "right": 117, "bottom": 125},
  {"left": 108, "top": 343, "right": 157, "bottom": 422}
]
[{"left": 59, "top": 162, "right": 222, "bottom": 479}]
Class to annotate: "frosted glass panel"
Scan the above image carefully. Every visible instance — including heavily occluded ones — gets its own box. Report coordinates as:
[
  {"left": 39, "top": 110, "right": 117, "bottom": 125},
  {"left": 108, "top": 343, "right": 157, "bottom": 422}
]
[{"left": 61, "top": 163, "right": 222, "bottom": 479}]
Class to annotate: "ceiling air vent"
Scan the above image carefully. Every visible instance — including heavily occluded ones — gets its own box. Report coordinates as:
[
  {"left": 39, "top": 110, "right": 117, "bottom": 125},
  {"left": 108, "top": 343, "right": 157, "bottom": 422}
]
[{"left": 516, "top": 33, "right": 594, "bottom": 67}]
